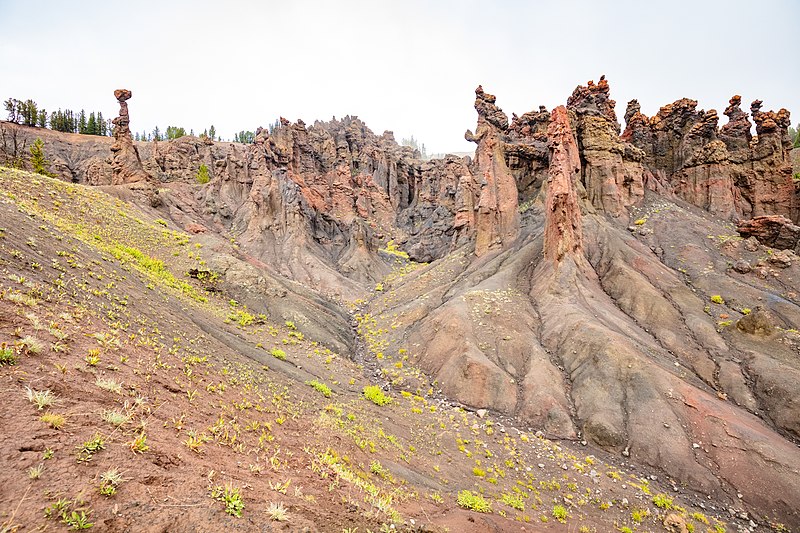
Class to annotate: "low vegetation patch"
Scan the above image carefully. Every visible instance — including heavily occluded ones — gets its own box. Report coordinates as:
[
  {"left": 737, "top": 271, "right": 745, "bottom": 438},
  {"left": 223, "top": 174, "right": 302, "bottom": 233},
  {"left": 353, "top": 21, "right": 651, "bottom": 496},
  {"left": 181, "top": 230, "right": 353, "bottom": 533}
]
[
  {"left": 305, "top": 379, "right": 332, "bottom": 398},
  {"left": 652, "top": 493, "right": 674, "bottom": 510},
  {"left": 25, "top": 386, "right": 57, "bottom": 410},
  {"left": 363, "top": 385, "right": 392, "bottom": 406},
  {"left": 211, "top": 484, "right": 245, "bottom": 517},
  {"left": 457, "top": 490, "right": 492, "bottom": 513}
]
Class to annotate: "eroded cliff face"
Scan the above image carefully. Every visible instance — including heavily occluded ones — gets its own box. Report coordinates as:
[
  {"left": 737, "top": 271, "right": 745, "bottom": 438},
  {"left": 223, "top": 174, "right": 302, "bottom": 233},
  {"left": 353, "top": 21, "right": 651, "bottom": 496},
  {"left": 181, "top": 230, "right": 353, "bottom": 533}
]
[{"left": 567, "top": 76, "right": 648, "bottom": 217}]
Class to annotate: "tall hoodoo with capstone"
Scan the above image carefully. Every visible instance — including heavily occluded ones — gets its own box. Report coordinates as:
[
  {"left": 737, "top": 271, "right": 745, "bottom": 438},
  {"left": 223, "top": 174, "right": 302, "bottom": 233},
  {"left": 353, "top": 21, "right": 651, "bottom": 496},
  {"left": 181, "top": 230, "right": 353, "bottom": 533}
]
[{"left": 111, "top": 89, "right": 150, "bottom": 185}]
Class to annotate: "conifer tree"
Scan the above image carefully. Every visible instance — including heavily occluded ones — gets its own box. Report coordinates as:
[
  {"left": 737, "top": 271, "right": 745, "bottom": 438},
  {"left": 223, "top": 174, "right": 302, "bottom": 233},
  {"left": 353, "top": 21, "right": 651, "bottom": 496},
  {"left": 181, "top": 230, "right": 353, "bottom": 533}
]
[
  {"left": 196, "top": 163, "right": 210, "bottom": 184},
  {"left": 87, "top": 112, "right": 97, "bottom": 135},
  {"left": 29, "top": 138, "right": 54, "bottom": 177}
]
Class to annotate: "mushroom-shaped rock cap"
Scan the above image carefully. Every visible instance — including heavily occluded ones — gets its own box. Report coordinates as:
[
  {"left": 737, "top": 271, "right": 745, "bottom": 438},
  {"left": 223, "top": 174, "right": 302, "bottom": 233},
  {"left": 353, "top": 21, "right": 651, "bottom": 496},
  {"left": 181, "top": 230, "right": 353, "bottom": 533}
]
[{"left": 114, "top": 89, "right": 132, "bottom": 102}]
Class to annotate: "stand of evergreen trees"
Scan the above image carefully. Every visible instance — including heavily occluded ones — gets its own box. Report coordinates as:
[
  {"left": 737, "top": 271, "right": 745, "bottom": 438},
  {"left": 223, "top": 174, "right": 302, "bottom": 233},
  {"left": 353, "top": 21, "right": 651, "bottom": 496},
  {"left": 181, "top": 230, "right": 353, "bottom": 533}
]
[
  {"left": 234, "top": 130, "right": 255, "bottom": 143},
  {"left": 6, "top": 95, "right": 278, "bottom": 145},
  {"left": 5, "top": 97, "right": 111, "bottom": 137}
]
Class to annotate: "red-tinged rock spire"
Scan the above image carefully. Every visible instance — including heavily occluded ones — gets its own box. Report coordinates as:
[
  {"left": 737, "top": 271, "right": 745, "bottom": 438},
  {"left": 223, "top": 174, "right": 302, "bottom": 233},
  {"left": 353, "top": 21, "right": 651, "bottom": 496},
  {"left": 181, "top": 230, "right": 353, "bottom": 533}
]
[
  {"left": 465, "top": 86, "right": 520, "bottom": 256},
  {"left": 544, "top": 106, "right": 583, "bottom": 262},
  {"left": 110, "top": 89, "right": 151, "bottom": 185}
]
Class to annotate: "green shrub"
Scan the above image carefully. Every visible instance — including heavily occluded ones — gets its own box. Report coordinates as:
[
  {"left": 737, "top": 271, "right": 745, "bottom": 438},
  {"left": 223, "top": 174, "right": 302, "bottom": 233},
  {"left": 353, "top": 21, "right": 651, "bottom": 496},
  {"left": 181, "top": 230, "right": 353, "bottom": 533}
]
[
  {"left": 363, "top": 385, "right": 391, "bottom": 406},
  {"left": 500, "top": 492, "right": 524, "bottom": 511},
  {"left": 211, "top": 484, "right": 244, "bottom": 517},
  {"left": 652, "top": 493, "right": 673, "bottom": 510},
  {"left": 305, "top": 380, "right": 332, "bottom": 398},
  {"left": 457, "top": 490, "right": 491, "bottom": 513},
  {"left": 710, "top": 295, "right": 724, "bottom": 305},
  {"left": 270, "top": 348, "right": 286, "bottom": 361},
  {"left": 228, "top": 309, "right": 255, "bottom": 327},
  {"left": 552, "top": 504, "right": 568, "bottom": 522},
  {"left": 0, "top": 344, "right": 17, "bottom": 366}
]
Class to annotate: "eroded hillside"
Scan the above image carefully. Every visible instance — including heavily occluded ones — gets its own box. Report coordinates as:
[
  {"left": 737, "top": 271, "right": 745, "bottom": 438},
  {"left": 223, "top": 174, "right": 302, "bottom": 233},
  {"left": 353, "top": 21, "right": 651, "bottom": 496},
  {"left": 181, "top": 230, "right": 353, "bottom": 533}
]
[{"left": 1, "top": 77, "right": 798, "bottom": 531}]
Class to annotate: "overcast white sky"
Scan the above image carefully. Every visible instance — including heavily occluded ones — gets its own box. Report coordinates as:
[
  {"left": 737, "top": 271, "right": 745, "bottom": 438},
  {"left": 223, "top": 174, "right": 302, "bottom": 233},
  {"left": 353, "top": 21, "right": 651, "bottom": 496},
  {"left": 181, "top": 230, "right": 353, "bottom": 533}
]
[{"left": 1, "top": 0, "right": 797, "bottom": 153}]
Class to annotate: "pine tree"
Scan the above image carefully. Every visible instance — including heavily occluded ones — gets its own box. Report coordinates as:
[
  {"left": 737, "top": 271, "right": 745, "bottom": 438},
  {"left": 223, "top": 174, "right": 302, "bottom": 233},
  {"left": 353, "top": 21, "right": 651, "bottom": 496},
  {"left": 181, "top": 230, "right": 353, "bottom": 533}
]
[
  {"left": 87, "top": 113, "right": 97, "bottom": 135},
  {"left": 78, "top": 110, "right": 87, "bottom": 134},
  {"left": 208, "top": 125, "right": 216, "bottom": 141},
  {"left": 20, "top": 99, "right": 38, "bottom": 126},
  {"left": 4, "top": 98, "right": 20, "bottom": 123},
  {"left": 98, "top": 112, "right": 105, "bottom": 135},
  {"left": 152, "top": 126, "right": 161, "bottom": 141},
  {"left": 29, "top": 138, "right": 54, "bottom": 177},
  {"left": 37, "top": 109, "right": 47, "bottom": 128}
]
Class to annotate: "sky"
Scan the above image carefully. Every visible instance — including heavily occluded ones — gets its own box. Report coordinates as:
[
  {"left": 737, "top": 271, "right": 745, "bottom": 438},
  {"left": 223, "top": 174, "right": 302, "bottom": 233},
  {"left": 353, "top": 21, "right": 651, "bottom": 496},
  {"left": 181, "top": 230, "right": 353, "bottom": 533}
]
[{"left": 0, "top": 0, "right": 797, "bottom": 154}]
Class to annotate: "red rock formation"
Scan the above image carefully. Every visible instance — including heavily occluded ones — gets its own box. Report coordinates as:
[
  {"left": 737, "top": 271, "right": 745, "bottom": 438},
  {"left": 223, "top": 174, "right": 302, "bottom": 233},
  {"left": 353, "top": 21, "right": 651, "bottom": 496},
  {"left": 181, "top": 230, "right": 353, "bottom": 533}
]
[
  {"left": 624, "top": 93, "right": 794, "bottom": 221},
  {"left": 719, "top": 95, "right": 752, "bottom": 156},
  {"left": 464, "top": 86, "right": 520, "bottom": 256},
  {"left": 737, "top": 214, "right": 800, "bottom": 251},
  {"left": 749, "top": 100, "right": 794, "bottom": 218},
  {"left": 110, "top": 89, "right": 150, "bottom": 185},
  {"left": 568, "top": 78, "right": 646, "bottom": 216},
  {"left": 544, "top": 106, "right": 583, "bottom": 261},
  {"left": 566, "top": 75, "right": 619, "bottom": 130}
]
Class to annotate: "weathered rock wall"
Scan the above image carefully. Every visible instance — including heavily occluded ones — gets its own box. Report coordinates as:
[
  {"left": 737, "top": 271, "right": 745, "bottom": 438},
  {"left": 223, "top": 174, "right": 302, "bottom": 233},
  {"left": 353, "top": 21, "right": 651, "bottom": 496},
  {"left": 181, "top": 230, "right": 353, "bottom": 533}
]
[{"left": 622, "top": 93, "right": 794, "bottom": 221}]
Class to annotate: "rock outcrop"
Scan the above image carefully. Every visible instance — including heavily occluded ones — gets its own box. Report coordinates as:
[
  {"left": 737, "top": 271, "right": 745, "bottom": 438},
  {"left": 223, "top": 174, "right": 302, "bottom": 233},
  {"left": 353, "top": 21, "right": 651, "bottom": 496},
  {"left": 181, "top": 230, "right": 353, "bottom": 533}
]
[
  {"left": 737, "top": 214, "right": 800, "bottom": 251},
  {"left": 623, "top": 93, "right": 794, "bottom": 221},
  {"left": 464, "top": 86, "right": 520, "bottom": 256},
  {"left": 110, "top": 89, "right": 150, "bottom": 185},
  {"left": 544, "top": 106, "right": 583, "bottom": 261},
  {"left": 567, "top": 77, "right": 647, "bottom": 216}
]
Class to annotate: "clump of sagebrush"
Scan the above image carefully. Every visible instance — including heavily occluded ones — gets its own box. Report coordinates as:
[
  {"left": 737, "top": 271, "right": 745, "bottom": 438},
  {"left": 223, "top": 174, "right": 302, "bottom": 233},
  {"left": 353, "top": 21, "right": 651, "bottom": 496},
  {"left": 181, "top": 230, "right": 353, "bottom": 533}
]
[{"left": 0, "top": 343, "right": 17, "bottom": 365}]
